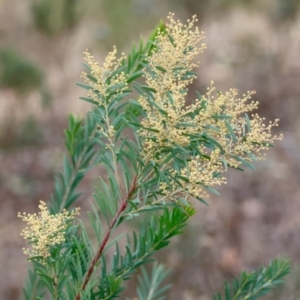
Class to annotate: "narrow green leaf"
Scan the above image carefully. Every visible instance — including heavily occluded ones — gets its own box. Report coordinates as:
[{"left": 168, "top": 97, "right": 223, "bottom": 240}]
[
  {"left": 127, "top": 71, "right": 143, "bottom": 83},
  {"left": 212, "top": 115, "right": 232, "bottom": 120},
  {"left": 155, "top": 66, "right": 167, "bottom": 73},
  {"left": 76, "top": 82, "right": 93, "bottom": 90},
  {"left": 206, "top": 186, "right": 220, "bottom": 196},
  {"left": 82, "top": 62, "right": 91, "bottom": 71},
  {"left": 225, "top": 120, "right": 238, "bottom": 143},
  {"left": 231, "top": 155, "right": 256, "bottom": 170},
  {"left": 245, "top": 113, "right": 251, "bottom": 132}
]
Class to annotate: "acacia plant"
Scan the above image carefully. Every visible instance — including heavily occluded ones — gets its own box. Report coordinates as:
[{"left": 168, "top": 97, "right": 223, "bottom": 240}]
[{"left": 19, "top": 13, "right": 290, "bottom": 300}]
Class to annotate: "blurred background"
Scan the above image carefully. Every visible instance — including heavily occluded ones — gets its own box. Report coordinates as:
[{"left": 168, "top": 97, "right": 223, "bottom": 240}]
[{"left": 1, "top": 0, "right": 300, "bottom": 299}]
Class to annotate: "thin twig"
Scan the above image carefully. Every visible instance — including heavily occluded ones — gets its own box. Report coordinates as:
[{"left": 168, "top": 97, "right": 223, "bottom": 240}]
[{"left": 75, "top": 175, "right": 138, "bottom": 300}]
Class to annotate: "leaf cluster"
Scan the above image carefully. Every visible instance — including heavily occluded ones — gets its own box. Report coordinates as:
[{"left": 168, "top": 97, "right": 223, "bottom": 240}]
[{"left": 214, "top": 259, "right": 291, "bottom": 300}]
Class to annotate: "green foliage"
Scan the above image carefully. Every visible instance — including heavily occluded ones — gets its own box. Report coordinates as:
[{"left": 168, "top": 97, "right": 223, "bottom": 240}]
[
  {"left": 0, "top": 48, "right": 44, "bottom": 95},
  {"left": 274, "top": 0, "right": 300, "bottom": 22},
  {"left": 19, "top": 14, "right": 289, "bottom": 300},
  {"left": 136, "top": 262, "right": 171, "bottom": 300},
  {"left": 213, "top": 259, "right": 291, "bottom": 300},
  {"left": 0, "top": 115, "right": 43, "bottom": 149},
  {"left": 50, "top": 113, "right": 98, "bottom": 214},
  {"left": 93, "top": 207, "right": 195, "bottom": 299},
  {"left": 21, "top": 268, "right": 45, "bottom": 300},
  {"left": 124, "top": 20, "right": 166, "bottom": 83},
  {"left": 18, "top": 115, "right": 44, "bottom": 145},
  {"left": 31, "top": 0, "right": 82, "bottom": 36}
]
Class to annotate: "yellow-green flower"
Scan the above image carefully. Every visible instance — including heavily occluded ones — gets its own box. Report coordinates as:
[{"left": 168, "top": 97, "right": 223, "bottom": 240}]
[{"left": 18, "top": 201, "right": 80, "bottom": 259}]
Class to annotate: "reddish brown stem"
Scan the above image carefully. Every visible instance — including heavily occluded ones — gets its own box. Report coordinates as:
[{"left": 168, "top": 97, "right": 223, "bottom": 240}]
[{"left": 75, "top": 175, "right": 137, "bottom": 300}]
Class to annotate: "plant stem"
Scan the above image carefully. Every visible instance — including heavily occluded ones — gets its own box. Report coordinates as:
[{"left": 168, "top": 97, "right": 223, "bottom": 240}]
[{"left": 75, "top": 175, "right": 138, "bottom": 300}]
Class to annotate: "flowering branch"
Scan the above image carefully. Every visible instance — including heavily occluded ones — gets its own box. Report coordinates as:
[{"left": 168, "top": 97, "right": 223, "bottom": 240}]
[{"left": 18, "top": 13, "right": 288, "bottom": 300}]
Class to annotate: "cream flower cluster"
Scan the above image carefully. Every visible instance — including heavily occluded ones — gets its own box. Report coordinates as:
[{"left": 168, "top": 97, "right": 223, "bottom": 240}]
[
  {"left": 187, "top": 84, "right": 282, "bottom": 168},
  {"left": 138, "top": 14, "right": 206, "bottom": 127},
  {"left": 78, "top": 13, "right": 282, "bottom": 202},
  {"left": 18, "top": 201, "right": 80, "bottom": 259},
  {"left": 81, "top": 46, "right": 128, "bottom": 105},
  {"left": 137, "top": 13, "right": 206, "bottom": 158},
  {"left": 137, "top": 15, "right": 282, "bottom": 200}
]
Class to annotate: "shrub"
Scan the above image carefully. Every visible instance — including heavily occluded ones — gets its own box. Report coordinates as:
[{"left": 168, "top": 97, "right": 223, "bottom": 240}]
[
  {"left": 0, "top": 48, "right": 44, "bottom": 95},
  {"left": 18, "top": 13, "right": 289, "bottom": 300}
]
